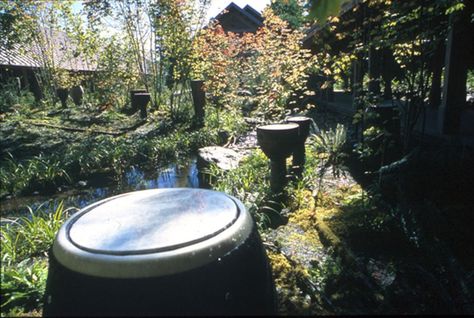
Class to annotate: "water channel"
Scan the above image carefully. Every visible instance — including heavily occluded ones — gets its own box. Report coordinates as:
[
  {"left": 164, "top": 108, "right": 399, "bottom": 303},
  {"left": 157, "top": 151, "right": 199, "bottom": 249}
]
[{"left": 0, "top": 156, "right": 201, "bottom": 217}]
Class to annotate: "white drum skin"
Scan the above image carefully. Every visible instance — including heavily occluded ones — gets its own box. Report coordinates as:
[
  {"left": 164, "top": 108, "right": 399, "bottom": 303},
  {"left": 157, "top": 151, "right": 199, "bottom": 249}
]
[{"left": 53, "top": 188, "right": 253, "bottom": 278}]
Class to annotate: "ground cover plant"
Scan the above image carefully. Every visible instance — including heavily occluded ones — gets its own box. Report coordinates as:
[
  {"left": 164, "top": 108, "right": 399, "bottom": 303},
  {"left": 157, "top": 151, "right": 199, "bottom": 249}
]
[
  {"left": 1, "top": 202, "right": 75, "bottom": 317},
  {"left": 0, "top": 106, "right": 220, "bottom": 198},
  {"left": 206, "top": 133, "right": 385, "bottom": 315}
]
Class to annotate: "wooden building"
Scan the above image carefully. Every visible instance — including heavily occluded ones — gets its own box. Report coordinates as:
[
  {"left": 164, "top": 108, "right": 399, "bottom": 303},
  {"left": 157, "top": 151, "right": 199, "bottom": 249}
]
[
  {"left": 0, "top": 29, "right": 96, "bottom": 101},
  {"left": 211, "top": 2, "right": 263, "bottom": 34},
  {"left": 302, "top": 0, "right": 474, "bottom": 143}
]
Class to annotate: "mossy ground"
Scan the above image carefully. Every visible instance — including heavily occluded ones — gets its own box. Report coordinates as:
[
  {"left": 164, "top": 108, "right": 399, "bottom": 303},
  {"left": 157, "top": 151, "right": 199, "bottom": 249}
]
[
  {"left": 265, "top": 145, "right": 474, "bottom": 314},
  {"left": 263, "top": 168, "right": 390, "bottom": 315}
]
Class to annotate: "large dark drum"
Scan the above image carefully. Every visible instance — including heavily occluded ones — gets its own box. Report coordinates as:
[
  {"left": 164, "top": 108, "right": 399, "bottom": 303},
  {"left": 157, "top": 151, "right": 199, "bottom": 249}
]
[{"left": 43, "top": 189, "right": 276, "bottom": 316}]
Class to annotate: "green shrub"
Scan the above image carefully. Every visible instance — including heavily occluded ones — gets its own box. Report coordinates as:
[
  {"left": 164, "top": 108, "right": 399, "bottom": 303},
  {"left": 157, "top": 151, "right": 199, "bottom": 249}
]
[
  {"left": 1, "top": 258, "right": 49, "bottom": 315},
  {"left": 0, "top": 154, "right": 71, "bottom": 195},
  {"left": 1, "top": 202, "right": 75, "bottom": 314},
  {"left": 205, "top": 106, "right": 248, "bottom": 141},
  {"left": 0, "top": 79, "right": 36, "bottom": 113},
  {"left": 208, "top": 150, "right": 274, "bottom": 228}
]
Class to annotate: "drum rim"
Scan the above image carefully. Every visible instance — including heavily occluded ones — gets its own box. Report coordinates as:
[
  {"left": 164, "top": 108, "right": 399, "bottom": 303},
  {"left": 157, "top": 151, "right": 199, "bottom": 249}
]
[{"left": 52, "top": 188, "right": 254, "bottom": 278}]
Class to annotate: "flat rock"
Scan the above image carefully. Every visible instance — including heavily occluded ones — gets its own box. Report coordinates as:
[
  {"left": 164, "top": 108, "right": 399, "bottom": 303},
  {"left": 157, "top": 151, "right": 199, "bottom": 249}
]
[
  {"left": 232, "top": 130, "right": 258, "bottom": 149},
  {"left": 197, "top": 146, "right": 243, "bottom": 171}
]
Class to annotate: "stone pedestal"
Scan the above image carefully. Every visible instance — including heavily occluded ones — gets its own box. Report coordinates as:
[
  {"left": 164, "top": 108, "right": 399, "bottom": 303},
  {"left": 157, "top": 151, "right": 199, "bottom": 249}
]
[
  {"left": 56, "top": 88, "right": 69, "bottom": 108},
  {"left": 287, "top": 116, "right": 312, "bottom": 177},
  {"left": 130, "top": 89, "right": 147, "bottom": 114},
  {"left": 134, "top": 93, "right": 150, "bottom": 119},
  {"left": 70, "top": 85, "right": 84, "bottom": 106},
  {"left": 257, "top": 123, "right": 299, "bottom": 193}
]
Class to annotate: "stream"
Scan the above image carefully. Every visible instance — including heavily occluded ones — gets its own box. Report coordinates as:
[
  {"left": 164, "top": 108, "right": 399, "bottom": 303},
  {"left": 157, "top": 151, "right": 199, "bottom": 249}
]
[{"left": 0, "top": 156, "right": 200, "bottom": 217}]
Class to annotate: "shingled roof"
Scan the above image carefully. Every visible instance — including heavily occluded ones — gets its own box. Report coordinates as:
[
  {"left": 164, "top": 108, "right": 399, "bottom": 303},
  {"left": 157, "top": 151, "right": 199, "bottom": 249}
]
[
  {"left": 0, "top": 28, "right": 96, "bottom": 72},
  {"left": 212, "top": 2, "right": 263, "bottom": 33}
]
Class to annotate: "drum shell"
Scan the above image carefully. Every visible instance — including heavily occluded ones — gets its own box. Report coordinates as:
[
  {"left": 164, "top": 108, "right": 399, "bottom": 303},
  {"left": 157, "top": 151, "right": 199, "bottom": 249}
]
[{"left": 43, "top": 224, "right": 276, "bottom": 316}]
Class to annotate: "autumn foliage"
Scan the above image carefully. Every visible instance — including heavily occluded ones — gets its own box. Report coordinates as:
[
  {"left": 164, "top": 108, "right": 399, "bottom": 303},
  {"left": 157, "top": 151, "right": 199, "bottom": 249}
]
[{"left": 193, "top": 9, "right": 316, "bottom": 122}]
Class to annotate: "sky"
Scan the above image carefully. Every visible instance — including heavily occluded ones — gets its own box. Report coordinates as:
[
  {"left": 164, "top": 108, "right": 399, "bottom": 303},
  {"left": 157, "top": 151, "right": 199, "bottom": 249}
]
[
  {"left": 72, "top": 1, "right": 272, "bottom": 21},
  {"left": 70, "top": 0, "right": 272, "bottom": 38}
]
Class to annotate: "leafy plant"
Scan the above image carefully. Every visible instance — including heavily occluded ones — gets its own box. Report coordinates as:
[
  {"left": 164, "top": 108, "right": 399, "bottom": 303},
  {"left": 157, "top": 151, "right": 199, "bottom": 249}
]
[
  {"left": 204, "top": 106, "right": 248, "bottom": 143},
  {"left": 1, "top": 258, "right": 49, "bottom": 315},
  {"left": 308, "top": 251, "right": 343, "bottom": 292},
  {"left": 307, "top": 0, "right": 349, "bottom": 23},
  {"left": 1, "top": 202, "right": 73, "bottom": 263},
  {"left": 193, "top": 8, "right": 316, "bottom": 123},
  {"left": 1, "top": 202, "right": 75, "bottom": 314},
  {"left": 90, "top": 36, "right": 139, "bottom": 110},
  {"left": 0, "top": 153, "right": 71, "bottom": 195},
  {"left": 310, "top": 123, "right": 348, "bottom": 178},
  {"left": 0, "top": 79, "right": 36, "bottom": 113},
  {"left": 208, "top": 150, "right": 274, "bottom": 229},
  {"left": 270, "top": 0, "right": 306, "bottom": 29}
]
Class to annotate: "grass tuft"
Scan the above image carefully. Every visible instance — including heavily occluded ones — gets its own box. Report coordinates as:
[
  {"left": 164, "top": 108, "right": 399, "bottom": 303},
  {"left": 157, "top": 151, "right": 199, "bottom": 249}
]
[{"left": 1, "top": 202, "right": 75, "bottom": 315}]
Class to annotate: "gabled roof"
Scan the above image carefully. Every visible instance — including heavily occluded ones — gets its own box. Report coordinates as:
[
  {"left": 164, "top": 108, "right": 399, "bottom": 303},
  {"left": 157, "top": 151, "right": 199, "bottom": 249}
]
[
  {"left": 0, "top": 28, "right": 96, "bottom": 72},
  {"left": 243, "top": 5, "right": 264, "bottom": 22},
  {"left": 212, "top": 2, "right": 263, "bottom": 33}
]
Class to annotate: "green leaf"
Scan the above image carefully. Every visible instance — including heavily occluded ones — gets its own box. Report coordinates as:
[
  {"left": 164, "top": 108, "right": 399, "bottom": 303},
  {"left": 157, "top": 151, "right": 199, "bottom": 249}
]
[
  {"left": 308, "top": 0, "right": 347, "bottom": 24},
  {"left": 445, "top": 3, "right": 465, "bottom": 15}
]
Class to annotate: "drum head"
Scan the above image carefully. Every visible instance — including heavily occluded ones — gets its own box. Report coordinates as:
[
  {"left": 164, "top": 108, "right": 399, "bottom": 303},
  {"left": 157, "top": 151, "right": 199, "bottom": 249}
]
[{"left": 53, "top": 188, "right": 253, "bottom": 278}]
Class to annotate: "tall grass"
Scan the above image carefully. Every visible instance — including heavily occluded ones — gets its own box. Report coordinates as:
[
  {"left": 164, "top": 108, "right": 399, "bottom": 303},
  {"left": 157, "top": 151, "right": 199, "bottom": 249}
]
[
  {"left": 1, "top": 126, "right": 218, "bottom": 196},
  {"left": 208, "top": 150, "right": 276, "bottom": 229},
  {"left": 1, "top": 202, "right": 76, "bottom": 315},
  {"left": 0, "top": 153, "right": 71, "bottom": 195}
]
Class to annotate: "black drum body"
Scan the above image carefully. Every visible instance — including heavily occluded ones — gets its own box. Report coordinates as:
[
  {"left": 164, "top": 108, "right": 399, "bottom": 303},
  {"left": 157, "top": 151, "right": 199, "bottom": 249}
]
[{"left": 42, "top": 189, "right": 276, "bottom": 316}]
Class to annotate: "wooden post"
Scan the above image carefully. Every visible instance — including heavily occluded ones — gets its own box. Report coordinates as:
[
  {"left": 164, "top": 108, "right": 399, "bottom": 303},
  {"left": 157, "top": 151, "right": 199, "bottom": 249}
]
[
  {"left": 352, "top": 57, "right": 364, "bottom": 111},
  {"left": 429, "top": 42, "right": 445, "bottom": 108},
  {"left": 381, "top": 48, "right": 395, "bottom": 100},
  {"left": 341, "top": 72, "right": 349, "bottom": 91},
  {"left": 352, "top": 3, "right": 366, "bottom": 112},
  {"left": 438, "top": 10, "right": 472, "bottom": 134},
  {"left": 328, "top": 78, "right": 335, "bottom": 102},
  {"left": 130, "top": 89, "right": 147, "bottom": 114},
  {"left": 191, "top": 80, "right": 206, "bottom": 128},
  {"left": 368, "top": 46, "right": 381, "bottom": 96}
]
